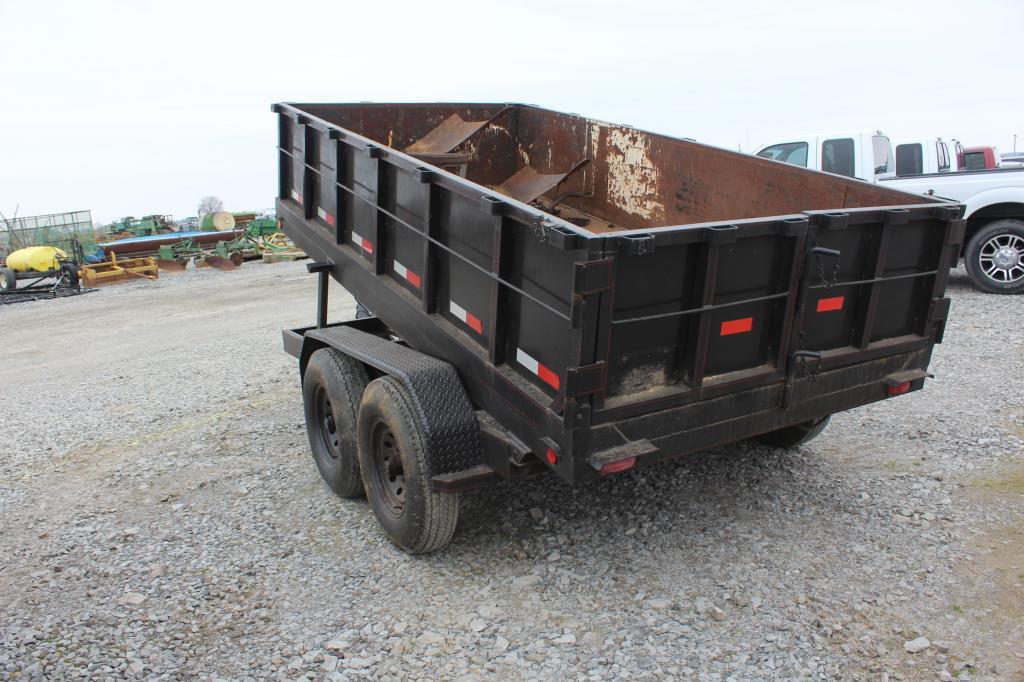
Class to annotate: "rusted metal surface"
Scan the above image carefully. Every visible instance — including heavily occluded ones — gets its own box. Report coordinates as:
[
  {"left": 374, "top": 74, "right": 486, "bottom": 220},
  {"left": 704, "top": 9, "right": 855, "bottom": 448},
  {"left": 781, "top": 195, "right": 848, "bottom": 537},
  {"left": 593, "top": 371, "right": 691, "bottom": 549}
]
[
  {"left": 298, "top": 103, "right": 927, "bottom": 232},
  {"left": 494, "top": 159, "right": 590, "bottom": 205},
  {"left": 405, "top": 112, "right": 502, "bottom": 154}
]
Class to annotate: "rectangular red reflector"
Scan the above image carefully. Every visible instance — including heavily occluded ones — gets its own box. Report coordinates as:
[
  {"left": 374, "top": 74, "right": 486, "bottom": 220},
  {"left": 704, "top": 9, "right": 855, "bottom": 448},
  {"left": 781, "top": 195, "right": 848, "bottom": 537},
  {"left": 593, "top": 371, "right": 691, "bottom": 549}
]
[
  {"left": 720, "top": 317, "right": 753, "bottom": 336},
  {"left": 886, "top": 380, "right": 911, "bottom": 396},
  {"left": 817, "top": 296, "right": 845, "bottom": 313},
  {"left": 465, "top": 312, "right": 482, "bottom": 334},
  {"left": 537, "top": 364, "right": 561, "bottom": 390},
  {"left": 516, "top": 348, "right": 561, "bottom": 391}
]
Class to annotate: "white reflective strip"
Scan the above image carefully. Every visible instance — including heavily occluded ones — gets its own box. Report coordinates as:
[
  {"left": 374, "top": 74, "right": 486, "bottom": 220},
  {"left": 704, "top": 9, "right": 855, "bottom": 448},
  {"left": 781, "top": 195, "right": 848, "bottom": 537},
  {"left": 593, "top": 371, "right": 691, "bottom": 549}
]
[
  {"left": 394, "top": 260, "right": 408, "bottom": 278},
  {"left": 351, "top": 233, "right": 365, "bottom": 247},
  {"left": 516, "top": 348, "right": 540, "bottom": 375},
  {"left": 316, "top": 206, "right": 327, "bottom": 220},
  {"left": 449, "top": 300, "right": 469, "bottom": 324},
  {"left": 290, "top": 189, "right": 300, "bottom": 201}
]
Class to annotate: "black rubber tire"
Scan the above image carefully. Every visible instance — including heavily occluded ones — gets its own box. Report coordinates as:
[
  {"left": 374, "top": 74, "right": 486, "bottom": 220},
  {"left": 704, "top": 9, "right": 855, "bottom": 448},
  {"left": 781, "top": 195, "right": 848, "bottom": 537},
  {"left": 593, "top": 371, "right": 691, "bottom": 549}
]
[
  {"left": 302, "top": 348, "right": 370, "bottom": 498},
  {"left": 0, "top": 267, "right": 16, "bottom": 291},
  {"left": 357, "top": 376, "right": 459, "bottom": 554},
  {"left": 60, "top": 263, "right": 80, "bottom": 288},
  {"left": 963, "top": 219, "right": 1024, "bottom": 294},
  {"left": 756, "top": 415, "right": 831, "bottom": 448}
]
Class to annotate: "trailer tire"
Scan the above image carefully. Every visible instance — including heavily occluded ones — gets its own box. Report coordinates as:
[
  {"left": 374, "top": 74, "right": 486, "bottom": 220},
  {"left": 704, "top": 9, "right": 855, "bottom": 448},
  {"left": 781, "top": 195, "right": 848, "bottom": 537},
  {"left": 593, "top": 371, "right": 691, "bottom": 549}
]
[
  {"left": 756, "top": 416, "right": 831, "bottom": 448},
  {"left": 302, "top": 348, "right": 369, "bottom": 498},
  {"left": 357, "top": 376, "right": 459, "bottom": 554},
  {"left": 0, "top": 267, "right": 16, "bottom": 291},
  {"left": 61, "top": 263, "right": 80, "bottom": 288},
  {"left": 964, "top": 219, "right": 1024, "bottom": 294}
]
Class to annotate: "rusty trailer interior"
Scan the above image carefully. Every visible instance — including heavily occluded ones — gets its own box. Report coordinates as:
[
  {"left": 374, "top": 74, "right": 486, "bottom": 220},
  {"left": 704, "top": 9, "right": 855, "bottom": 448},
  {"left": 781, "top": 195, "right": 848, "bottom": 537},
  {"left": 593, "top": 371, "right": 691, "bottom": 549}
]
[{"left": 277, "top": 102, "right": 965, "bottom": 487}]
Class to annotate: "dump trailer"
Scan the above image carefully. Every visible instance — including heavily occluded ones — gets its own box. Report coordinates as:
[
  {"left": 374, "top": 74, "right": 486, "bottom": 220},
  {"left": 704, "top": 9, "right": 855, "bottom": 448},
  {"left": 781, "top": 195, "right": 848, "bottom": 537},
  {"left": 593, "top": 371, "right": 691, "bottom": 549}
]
[{"left": 275, "top": 102, "right": 964, "bottom": 553}]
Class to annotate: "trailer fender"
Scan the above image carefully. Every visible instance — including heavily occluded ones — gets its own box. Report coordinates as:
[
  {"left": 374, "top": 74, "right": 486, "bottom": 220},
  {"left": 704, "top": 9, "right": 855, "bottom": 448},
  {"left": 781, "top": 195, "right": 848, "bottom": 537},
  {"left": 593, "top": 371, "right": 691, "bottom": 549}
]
[{"left": 296, "top": 323, "right": 485, "bottom": 486}]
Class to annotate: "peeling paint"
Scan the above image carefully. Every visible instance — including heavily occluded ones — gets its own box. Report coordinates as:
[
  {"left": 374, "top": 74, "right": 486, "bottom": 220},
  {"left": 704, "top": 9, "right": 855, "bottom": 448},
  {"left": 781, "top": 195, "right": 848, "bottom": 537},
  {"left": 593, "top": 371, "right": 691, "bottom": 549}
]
[{"left": 605, "top": 128, "right": 663, "bottom": 221}]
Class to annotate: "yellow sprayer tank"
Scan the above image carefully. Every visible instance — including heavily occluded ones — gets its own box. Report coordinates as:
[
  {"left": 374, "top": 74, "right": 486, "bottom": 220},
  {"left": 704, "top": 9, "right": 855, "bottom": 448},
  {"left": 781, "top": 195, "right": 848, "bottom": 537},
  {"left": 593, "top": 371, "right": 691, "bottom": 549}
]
[{"left": 5, "top": 246, "right": 68, "bottom": 273}]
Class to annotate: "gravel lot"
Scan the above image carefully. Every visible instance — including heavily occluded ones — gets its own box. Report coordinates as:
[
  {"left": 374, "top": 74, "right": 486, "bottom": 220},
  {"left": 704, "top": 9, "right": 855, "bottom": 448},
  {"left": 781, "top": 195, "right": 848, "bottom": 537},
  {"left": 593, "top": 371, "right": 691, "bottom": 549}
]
[{"left": 1, "top": 261, "right": 1021, "bottom": 681}]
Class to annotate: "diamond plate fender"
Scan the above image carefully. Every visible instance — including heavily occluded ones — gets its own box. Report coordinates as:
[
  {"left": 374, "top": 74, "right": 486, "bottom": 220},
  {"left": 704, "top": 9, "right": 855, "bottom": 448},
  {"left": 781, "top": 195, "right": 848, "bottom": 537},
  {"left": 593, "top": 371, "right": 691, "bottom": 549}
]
[{"left": 302, "top": 323, "right": 483, "bottom": 477}]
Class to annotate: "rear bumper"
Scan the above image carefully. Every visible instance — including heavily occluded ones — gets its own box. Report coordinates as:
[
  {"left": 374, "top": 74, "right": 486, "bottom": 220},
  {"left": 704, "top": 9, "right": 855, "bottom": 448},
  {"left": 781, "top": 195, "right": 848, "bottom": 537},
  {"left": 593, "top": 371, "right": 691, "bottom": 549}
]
[{"left": 579, "top": 347, "right": 933, "bottom": 481}]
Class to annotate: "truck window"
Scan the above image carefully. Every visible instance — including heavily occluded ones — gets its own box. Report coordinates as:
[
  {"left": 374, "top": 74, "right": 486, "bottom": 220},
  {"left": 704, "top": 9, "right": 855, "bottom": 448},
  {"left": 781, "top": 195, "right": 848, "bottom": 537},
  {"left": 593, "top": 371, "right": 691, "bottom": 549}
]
[
  {"left": 964, "top": 151, "right": 986, "bottom": 170},
  {"left": 872, "top": 135, "right": 891, "bottom": 174},
  {"left": 756, "top": 142, "right": 808, "bottom": 167},
  {"left": 822, "top": 138, "right": 855, "bottom": 177},
  {"left": 937, "top": 142, "right": 950, "bottom": 172},
  {"left": 895, "top": 143, "right": 923, "bottom": 175}
]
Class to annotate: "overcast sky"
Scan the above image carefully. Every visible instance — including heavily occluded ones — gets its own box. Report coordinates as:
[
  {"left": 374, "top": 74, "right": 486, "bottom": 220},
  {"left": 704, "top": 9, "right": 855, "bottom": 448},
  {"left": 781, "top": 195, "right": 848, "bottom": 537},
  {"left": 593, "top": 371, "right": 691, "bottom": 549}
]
[{"left": 1, "top": 0, "right": 1021, "bottom": 224}]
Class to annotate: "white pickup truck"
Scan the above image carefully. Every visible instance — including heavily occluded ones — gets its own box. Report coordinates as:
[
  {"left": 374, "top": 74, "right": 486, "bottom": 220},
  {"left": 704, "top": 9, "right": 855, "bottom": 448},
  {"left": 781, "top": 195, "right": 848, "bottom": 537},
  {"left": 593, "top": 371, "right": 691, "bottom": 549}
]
[
  {"left": 755, "top": 131, "right": 1024, "bottom": 294},
  {"left": 892, "top": 137, "right": 961, "bottom": 176}
]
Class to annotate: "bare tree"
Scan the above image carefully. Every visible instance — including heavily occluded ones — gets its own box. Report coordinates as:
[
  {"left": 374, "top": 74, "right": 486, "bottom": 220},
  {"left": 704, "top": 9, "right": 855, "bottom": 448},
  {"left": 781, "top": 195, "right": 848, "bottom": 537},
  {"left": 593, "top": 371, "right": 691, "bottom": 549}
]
[{"left": 197, "top": 196, "right": 224, "bottom": 218}]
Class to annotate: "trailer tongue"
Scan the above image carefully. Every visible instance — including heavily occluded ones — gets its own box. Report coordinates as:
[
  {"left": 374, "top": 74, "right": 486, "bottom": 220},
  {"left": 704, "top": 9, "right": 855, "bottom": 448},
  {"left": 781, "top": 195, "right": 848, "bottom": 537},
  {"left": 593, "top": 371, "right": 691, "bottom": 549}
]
[{"left": 275, "top": 103, "right": 963, "bottom": 553}]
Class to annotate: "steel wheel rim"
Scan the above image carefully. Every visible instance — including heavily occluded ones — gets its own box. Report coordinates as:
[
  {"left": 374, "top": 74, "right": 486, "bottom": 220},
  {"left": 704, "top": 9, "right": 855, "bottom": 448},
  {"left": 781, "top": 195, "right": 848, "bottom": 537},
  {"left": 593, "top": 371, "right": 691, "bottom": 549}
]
[
  {"left": 978, "top": 233, "right": 1024, "bottom": 284},
  {"left": 370, "top": 420, "right": 406, "bottom": 516},
  {"left": 314, "top": 386, "right": 339, "bottom": 461}
]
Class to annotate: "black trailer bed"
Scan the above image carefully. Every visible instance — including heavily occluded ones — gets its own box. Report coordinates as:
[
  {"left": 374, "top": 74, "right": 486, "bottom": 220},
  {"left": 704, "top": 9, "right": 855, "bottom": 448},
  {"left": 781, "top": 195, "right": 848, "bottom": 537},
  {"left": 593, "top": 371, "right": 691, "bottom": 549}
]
[{"left": 276, "top": 102, "right": 963, "bottom": 486}]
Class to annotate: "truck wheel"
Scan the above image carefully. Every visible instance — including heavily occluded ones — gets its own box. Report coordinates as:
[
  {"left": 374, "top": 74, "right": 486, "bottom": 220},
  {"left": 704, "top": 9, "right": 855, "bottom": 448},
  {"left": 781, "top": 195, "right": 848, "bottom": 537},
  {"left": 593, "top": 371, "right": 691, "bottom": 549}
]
[
  {"left": 357, "top": 376, "right": 459, "bottom": 553},
  {"left": 302, "top": 348, "right": 369, "bottom": 498},
  {"left": 756, "top": 416, "right": 831, "bottom": 448},
  {"left": 964, "top": 219, "right": 1024, "bottom": 294},
  {"left": 0, "top": 267, "right": 16, "bottom": 291}
]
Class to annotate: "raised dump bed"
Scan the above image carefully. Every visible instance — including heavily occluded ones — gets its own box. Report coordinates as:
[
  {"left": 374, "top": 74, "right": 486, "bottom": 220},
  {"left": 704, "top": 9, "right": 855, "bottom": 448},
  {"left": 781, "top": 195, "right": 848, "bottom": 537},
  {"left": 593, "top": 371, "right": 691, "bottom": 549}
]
[{"left": 275, "top": 102, "right": 964, "bottom": 552}]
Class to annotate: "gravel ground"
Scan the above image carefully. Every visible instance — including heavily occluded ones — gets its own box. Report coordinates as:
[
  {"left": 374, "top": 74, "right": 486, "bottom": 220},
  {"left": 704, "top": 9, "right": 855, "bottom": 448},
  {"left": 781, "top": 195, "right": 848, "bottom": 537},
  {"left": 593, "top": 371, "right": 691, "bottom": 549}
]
[{"left": 0, "top": 261, "right": 1021, "bottom": 681}]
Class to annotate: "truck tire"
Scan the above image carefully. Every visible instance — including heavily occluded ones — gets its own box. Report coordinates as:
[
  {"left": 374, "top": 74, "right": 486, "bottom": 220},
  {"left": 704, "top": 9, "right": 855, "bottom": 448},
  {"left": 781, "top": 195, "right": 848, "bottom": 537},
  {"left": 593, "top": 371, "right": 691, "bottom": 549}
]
[
  {"left": 756, "top": 416, "right": 831, "bottom": 448},
  {"left": 964, "top": 219, "right": 1024, "bottom": 294},
  {"left": 302, "top": 348, "right": 370, "bottom": 498},
  {"left": 61, "top": 263, "right": 80, "bottom": 288},
  {"left": 0, "top": 267, "right": 16, "bottom": 291},
  {"left": 357, "top": 376, "right": 459, "bottom": 554}
]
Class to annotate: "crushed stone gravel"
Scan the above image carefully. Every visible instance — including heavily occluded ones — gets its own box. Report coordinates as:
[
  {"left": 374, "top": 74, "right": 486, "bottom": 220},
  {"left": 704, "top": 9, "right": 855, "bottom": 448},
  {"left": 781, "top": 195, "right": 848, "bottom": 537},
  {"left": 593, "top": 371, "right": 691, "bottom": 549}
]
[{"left": 0, "top": 262, "right": 1021, "bottom": 680}]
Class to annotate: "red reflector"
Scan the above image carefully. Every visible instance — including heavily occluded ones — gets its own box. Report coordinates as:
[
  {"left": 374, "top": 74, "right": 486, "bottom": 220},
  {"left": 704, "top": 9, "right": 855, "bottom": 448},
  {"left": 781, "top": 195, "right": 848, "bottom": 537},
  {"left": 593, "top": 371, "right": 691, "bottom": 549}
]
[
  {"left": 465, "top": 312, "right": 483, "bottom": 334},
  {"left": 537, "top": 364, "right": 561, "bottom": 390},
  {"left": 720, "top": 317, "right": 753, "bottom": 336},
  {"left": 887, "top": 380, "right": 911, "bottom": 396},
  {"left": 545, "top": 448, "right": 558, "bottom": 465},
  {"left": 600, "top": 456, "right": 638, "bottom": 475},
  {"left": 406, "top": 270, "right": 421, "bottom": 288},
  {"left": 816, "top": 296, "right": 845, "bottom": 313}
]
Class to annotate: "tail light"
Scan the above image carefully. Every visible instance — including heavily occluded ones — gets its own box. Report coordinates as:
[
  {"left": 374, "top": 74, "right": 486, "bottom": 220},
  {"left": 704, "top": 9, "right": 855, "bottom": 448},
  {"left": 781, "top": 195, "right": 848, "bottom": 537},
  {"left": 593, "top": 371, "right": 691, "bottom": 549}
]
[
  {"left": 545, "top": 447, "right": 558, "bottom": 465},
  {"left": 600, "top": 456, "right": 638, "bottom": 475},
  {"left": 886, "top": 380, "right": 911, "bottom": 396}
]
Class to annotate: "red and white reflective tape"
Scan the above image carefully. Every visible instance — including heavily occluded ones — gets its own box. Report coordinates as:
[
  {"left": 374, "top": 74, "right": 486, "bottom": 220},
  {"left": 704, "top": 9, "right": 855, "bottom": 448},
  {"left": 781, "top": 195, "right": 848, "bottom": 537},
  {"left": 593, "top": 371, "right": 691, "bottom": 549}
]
[
  {"left": 393, "top": 259, "right": 421, "bottom": 288},
  {"left": 351, "top": 232, "right": 373, "bottom": 254},
  {"left": 516, "top": 348, "right": 560, "bottom": 390},
  {"left": 316, "top": 206, "right": 336, "bottom": 226},
  {"left": 290, "top": 189, "right": 303, "bottom": 204},
  {"left": 449, "top": 300, "right": 482, "bottom": 334},
  {"left": 720, "top": 317, "right": 753, "bottom": 336},
  {"left": 816, "top": 295, "right": 844, "bottom": 313}
]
